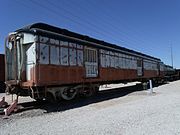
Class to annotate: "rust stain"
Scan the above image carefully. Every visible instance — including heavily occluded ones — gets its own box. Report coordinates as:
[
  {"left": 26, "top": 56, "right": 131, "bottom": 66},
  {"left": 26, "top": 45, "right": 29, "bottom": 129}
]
[{"left": 18, "top": 64, "right": 164, "bottom": 87}]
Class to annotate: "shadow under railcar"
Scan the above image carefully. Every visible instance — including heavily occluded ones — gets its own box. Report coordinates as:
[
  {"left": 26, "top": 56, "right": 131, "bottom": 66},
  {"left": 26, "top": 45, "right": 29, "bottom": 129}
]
[{"left": 16, "top": 82, "right": 165, "bottom": 114}]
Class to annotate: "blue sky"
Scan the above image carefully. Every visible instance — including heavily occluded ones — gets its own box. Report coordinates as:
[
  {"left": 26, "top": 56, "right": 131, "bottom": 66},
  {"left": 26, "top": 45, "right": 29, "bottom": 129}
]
[{"left": 0, "top": 0, "right": 180, "bottom": 68}]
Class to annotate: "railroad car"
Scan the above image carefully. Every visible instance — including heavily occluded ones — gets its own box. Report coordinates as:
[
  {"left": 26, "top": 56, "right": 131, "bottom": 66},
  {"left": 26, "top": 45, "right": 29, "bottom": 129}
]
[
  {"left": 175, "top": 69, "right": 180, "bottom": 79},
  {"left": 4, "top": 23, "right": 171, "bottom": 102},
  {"left": 0, "top": 54, "right": 5, "bottom": 92}
]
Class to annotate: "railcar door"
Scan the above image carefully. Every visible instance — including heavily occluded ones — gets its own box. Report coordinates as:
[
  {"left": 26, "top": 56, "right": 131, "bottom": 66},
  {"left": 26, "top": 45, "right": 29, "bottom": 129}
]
[
  {"left": 137, "top": 58, "right": 143, "bottom": 76},
  {"left": 84, "top": 47, "right": 98, "bottom": 77}
]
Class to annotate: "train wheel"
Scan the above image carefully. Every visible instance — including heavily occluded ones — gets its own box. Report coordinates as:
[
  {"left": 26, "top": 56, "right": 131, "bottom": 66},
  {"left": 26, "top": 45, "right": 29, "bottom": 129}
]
[
  {"left": 60, "top": 88, "right": 77, "bottom": 100},
  {"left": 83, "top": 87, "right": 96, "bottom": 97}
]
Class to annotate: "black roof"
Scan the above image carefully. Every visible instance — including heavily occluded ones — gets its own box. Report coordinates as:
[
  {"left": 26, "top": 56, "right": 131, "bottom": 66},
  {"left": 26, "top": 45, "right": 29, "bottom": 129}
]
[{"left": 16, "top": 23, "right": 160, "bottom": 61}]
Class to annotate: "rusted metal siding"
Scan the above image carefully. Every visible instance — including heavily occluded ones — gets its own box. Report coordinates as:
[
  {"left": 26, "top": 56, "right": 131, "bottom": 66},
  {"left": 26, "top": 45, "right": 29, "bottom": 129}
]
[
  {"left": 0, "top": 54, "right": 5, "bottom": 82},
  {"left": 143, "top": 70, "right": 159, "bottom": 78},
  {"left": 30, "top": 65, "right": 85, "bottom": 86},
  {"left": 100, "top": 68, "right": 137, "bottom": 81},
  {"left": 28, "top": 64, "right": 139, "bottom": 87}
]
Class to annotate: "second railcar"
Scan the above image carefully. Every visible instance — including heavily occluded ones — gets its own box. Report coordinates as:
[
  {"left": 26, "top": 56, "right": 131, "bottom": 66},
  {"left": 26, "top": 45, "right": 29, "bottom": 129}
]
[
  {"left": 5, "top": 23, "right": 166, "bottom": 101},
  {"left": 0, "top": 54, "right": 5, "bottom": 92}
]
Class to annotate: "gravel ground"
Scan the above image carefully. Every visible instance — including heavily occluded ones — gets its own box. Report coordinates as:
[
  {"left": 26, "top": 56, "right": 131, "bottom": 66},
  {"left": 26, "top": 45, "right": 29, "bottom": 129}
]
[{"left": 0, "top": 81, "right": 180, "bottom": 135}]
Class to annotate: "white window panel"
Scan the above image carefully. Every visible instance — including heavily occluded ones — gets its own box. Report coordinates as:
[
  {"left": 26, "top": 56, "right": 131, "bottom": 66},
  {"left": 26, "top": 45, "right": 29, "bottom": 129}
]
[
  {"left": 110, "top": 52, "right": 115, "bottom": 68},
  {"left": 119, "top": 53, "right": 122, "bottom": 58},
  {"left": 26, "top": 43, "right": 36, "bottom": 80},
  {"left": 105, "top": 54, "right": 110, "bottom": 67},
  {"left": 23, "top": 33, "right": 35, "bottom": 44},
  {"left": 77, "top": 50, "right": 83, "bottom": 66},
  {"left": 40, "top": 44, "right": 49, "bottom": 64},
  {"left": 133, "top": 60, "right": 136, "bottom": 69},
  {"left": 109, "top": 55, "right": 112, "bottom": 67},
  {"left": 60, "top": 41, "right": 68, "bottom": 46},
  {"left": 40, "top": 36, "right": 49, "bottom": 43},
  {"left": 61, "top": 47, "right": 69, "bottom": 65},
  {"left": 100, "top": 49, "right": 105, "bottom": 54},
  {"left": 123, "top": 58, "right": 126, "bottom": 69},
  {"left": 69, "top": 43, "right": 76, "bottom": 48},
  {"left": 69, "top": 48, "right": 77, "bottom": 66},
  {"left": 50, "top": 45, "right": 59, "bottom": 65},
  {"left": 101, "top": 53, "right": 106, "bottom": 67},
  {"left": 104, "top": 50, "right": 109, "bottom": 55},
  {"left": 127, "top": 59, "right": 129, "bottom": 69},
  {"left": 129, "top": 59, "right": 132, "bottom": 69},
  {"left": 110, "top": 51, "right": 114, "bottom": 55},
  {"left": 77, "top": 44, "right": 83, "bottom": 49},
  {"left": 50, "top": 38, "right": 59, "bottom": 45},
  {"left": 115, "top": 56, "right": 119, "bottom": 68},
  {"left": 119, "top": 57, "right": 122, "bottom": 68},
  {"left": 115, "top": 52, "right": 118, "bottom": 57}
]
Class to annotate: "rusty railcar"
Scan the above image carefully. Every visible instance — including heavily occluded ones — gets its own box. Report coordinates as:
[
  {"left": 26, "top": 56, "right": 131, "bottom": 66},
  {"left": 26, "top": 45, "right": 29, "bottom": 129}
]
[
  {"left": 5, "top": 23, "right": 166, "bottom": 101},
  {"left": 0, "top": 54, "right": 5, "bottom": 92}
]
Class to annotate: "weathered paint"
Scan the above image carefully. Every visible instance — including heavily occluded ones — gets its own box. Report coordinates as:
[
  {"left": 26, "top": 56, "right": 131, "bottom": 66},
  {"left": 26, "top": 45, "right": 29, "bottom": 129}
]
[
  {"left": 143, "top": 70, "right": 159, "bottom": 78},
  {"left": 26, "top": 43, "right": 36, "bottom": 81},
  {"left": 27, "top": 64, "right": 140, "bottom": 87}
]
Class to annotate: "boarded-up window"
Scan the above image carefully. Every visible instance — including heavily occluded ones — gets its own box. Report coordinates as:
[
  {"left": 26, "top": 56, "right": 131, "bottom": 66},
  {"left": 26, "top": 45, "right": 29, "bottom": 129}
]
[
  {"left": 77, "top": 44, "right": 83, "bottom": 49},
  {"left": 50, "top": 38, "right": 59, "bottom": 45},
  {"left": 50, "top": 46, "right": 59, "bottom": 65},
  {"left": 69, "top": 48, "right": 77, "bottom": 66},
  {"left": 77, "top": 50, "right": 83, "bottom": 66},
  {"left": 119, "top": 57, "right": 122, "bottom": 68},
  {"left": 100, "top": 50, "right": 109, "bottom": 68},
  {"left": 101, "top": 53, "right": 106, "bottom": 67},
  {"left": 69, "top": 42, "right": 76, "bottom": 48},
  {"left": 61, "top": 47, "right": 69, "bottom": 65},
  {"left": 40, "top": 44, "right": 49, "bottom": 64},
  {"left": 40, "top": 36, "right": 49, "bottom": 44},
  {"left": 110, "top": 51, "right": 115, "bottom": 68},
  {"left": 106, "top": 52, "right": 110, "bottom": 67},
  {"left": 60, "top": 41, "right": 68, "bottom": 46}
]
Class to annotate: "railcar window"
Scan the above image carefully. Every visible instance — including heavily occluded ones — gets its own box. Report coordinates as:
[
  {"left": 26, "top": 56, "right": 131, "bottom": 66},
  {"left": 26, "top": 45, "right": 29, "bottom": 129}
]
[
  {"left": 119, "top": 56, "right": 123, "bottom": 68},
  {"left": 60, "top": 41, "right": 68, "bottom": 46},
  {"left": 77, "top": 50, "right": 83, "bottom": 66},
  {"left": 40, "top": 36, "right": 49, "bottom": 44},
  {"left": 100, "top": 52, "right": 106, "bottom": 67},
  {"left": 77, "top": 44, "right": 83, "bottom": 49},
  {"left": 143, "top": 60, "right": 158, "bottom": 70},
  {"left": 69, "top": 48, "right": 77, "bottom": 66},
  {"left": 50, "top": 45, "right": 60, "bottom": 65},
  {"left": 39, "top": 44, "right": 49, "bottom": 64},
  {"left": 69, "top": 43, "right": 76, "bottom": 48},
  {"left": 84, "top": 47, "right": 98, "bottom": 77},
  {"left": 50, "top": 38, "right": 59, "bottom": 45},
  {"left": 106, "top": 52, "right": 110, "bottom": 67},
  {"left": 109, "top": 52, "right": 113, "bottom": 68},
  {"left": 137, "top": 59, "right": 142, "bottom": 67},
  {"left": 124, "top": 55, "right": 127, "bottom": 69},
  {"left": 100, "top": 49, "right": 139, "bottom": 69},
  {"left": 61, "top": 47, "right": 69, "bottom": 65},
  {"left": 115, "top": 53, "right": 119, "bottom": 68},
  {"left": 122, "top": 54, "right": 124, "bottom": 69}
]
